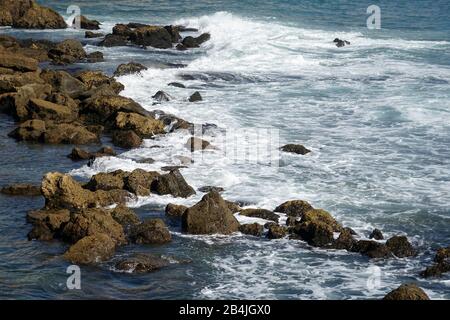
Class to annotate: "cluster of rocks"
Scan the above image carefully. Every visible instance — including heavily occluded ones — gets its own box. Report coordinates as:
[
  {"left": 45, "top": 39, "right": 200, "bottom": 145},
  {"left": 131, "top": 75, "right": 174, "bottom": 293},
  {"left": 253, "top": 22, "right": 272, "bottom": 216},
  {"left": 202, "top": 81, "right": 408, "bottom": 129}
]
[
  {"left": 420, "top": 246, "right": 450, "bottom": 278},
  {"left": 98, "top": 23, "right": 210, "bottom": 50},
  {"left": 334, "top": 38, "right": 351, "bottom": 48}
]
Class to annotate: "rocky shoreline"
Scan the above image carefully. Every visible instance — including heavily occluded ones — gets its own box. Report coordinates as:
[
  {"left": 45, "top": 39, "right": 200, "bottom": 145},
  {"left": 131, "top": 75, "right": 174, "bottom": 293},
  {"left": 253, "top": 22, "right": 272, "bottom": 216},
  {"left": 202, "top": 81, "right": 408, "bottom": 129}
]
[{"left": 1, "top": 0, "right": 448, "bottom": 300}]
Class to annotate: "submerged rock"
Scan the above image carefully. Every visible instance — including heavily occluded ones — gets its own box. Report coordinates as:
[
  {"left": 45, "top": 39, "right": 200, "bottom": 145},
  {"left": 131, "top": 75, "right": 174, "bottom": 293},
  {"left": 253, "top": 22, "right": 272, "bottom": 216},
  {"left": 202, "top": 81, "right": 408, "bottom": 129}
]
[
  {"left": 114, "top": 62, "right": 148, "bottom": 77},
  {"left": 67, "top": 146, "right": 116, "bottom": 161},
  {"left": 280, "top": 144, "right": 311, "bottom": 155},
  {"left": 383, "top": 283, "right": 429, "bottom": 300},
  {"left": 130, "top": 219, "right": 172, "bottom": 244},
  {"left": 274, "top": 200, "right": 314, "bottom": 217},
  {"left": 85, "top": 31, "right": 104, "bottom": 39},
  {"left": 239, "top": 223, "right": 264, "bottom": 237},
  {"left": 1, "top": 183, "right": 41, "bottom": 196},
  {"left": 115, "top": 253, "right": 170, "bottom": 273},
  {"left": 182, "top": 191, "right": 240, "bottom": 235},
  {"left": 64, "top": 233, "right": 116, "bottom": 265}
]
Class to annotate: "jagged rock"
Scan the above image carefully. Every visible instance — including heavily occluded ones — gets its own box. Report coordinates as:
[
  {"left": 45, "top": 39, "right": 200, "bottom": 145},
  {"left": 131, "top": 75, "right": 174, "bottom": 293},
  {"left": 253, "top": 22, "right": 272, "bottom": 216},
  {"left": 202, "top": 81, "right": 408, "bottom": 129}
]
[
  {"left": 1, "top": 183, "right": 41, "bottom": 196},
  {"left": 168, "top": 82, "right": 186, "bottom": 88},
  {"left": 182, "top": 33, "right": 211, "bottom": 48},
  {"left": 85, "top": 31, "right": 104, "bottom": 39},
  {"left": 40, "top": 70, "right": 87, "bottom": 99},
  {"left": 151, "top": 170, "right": 196, "bottom": 198},
  {"left": 109, "top": 205, "right": 140, "bottom": 227},
  {"left": 112, "top": 130, "right": 142, "bottom": 149},
  {"left": 68, "top": 146, "right": 116, "bottom": 161},
  {"left": 185, "top": 137, "right": 211, "bottom": 151},
  {"left": 84, "top": 170, "right": 128, "bottom": 191},
  {"left": 41, "top": 172, "right": 130, "bottom": 210},
  {"left": 152, "top": 90, "right": 171, "bottom": 102},
  {"left": 267, "top": 224, "right": 287, "bottom": 239},
  {"left": 26, "top": 98, "right": 76, "bottom": 122},
  {"left": 281, "top": 144, "right": 311, "bottom": 155},
  {"left": 75, "top": 15, "right": 100, "bottom": 30},
  {"left": 87, "top": 51, "right": 104, "bottom": 63},
  {"left": 76, "top": 71, "right": 123, "bottom": 93},
  {"left": 48, "top": 39, "right": 86, "bottom": 64},
  {"left": 188, "top": 91, "right": 202, "bottom": 102},
  {"left": 239, "top": 209, "right": 279, "bottom": 223},
  {"left": 274, "top": 200, "right": 314, "bottom": 217},
  {"left": 198, "top": 186, "right": 224, "bottom": 193},
  {"left": 115, "top": 112, "right": 165, "bottom": 138},
  {"left": 61, "top": 208, "right": 126, "bottom": 244},
  {"left": 114, "top": 62, "right": 147, "bottom": 77},
  {"left": 27, "top": 222, "right": 53, "bottom": 241},
  {"left": 130, "top": 219, "right": 172, "bottom": 244},
  {"left": 353, "top": 240, "right": 392, "bottom": 259},
  {"left": 182, "top": 191, "right": 239, "bottom": 234},
  {"left": 334, "top": 38, "right": 350, "bottom": 48},
  {"left": 124, "top": 169, "right": 160, "bottom": 196},
  {"left": 293, "top": 209, "right": 342, "bottom": 247},
  {"left": 43, "top": 122, "right": 100, "bottom": 144},
  {"left": 129, "top": 26, "right": 173, "bottom": 49},
  {"left": 1, "top": 0, "right": 67, "bottom": 29},
  {"left": 99, "top": 34, "right": 128, "bottom": 47},
  {"left": 330, "top": 228, "right": 358, "bottom": 251},
  {"left": 225, "top": 200, "right": 242, "bottom": 213},
  {"left": 63, "top": 233, "right": 115, "bottom": 265},
  {"left": 165, "top": 203, "right": 188, "bottom": 217},
  {"left": 369, "top": 228, "right": 384, "bottom": 240},
  {"left": 164, "top": 25, "right": 182, "bottom": 43},
  {"left": 383, "top": 284, "right": 429, "bottom": 300},
  {"left": 386, "top": 236, "right": 416, "bottom": 258},
  {"left": 115, "top": 253, "right": 170, "bottom": 273},
  {"left": 239, "top": 223, "right": 264, "bottom": 237}
]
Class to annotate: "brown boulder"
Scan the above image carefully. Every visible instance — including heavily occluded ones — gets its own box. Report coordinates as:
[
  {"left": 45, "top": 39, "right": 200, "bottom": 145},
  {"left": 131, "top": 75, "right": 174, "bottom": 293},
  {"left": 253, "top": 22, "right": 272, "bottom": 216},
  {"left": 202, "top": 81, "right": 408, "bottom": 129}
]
[
  {"left": 115, "top": 112, "right": 165, "bottom": 138},
  {"left": 43, "top": 122, "right": 100, "bottom": 144},
  {"left": 281, "top": 144, "right": 311, "bottom": 155},
  {"left": 124, "top": 169, "right": 160, "bottom": 196},
  {"left": 386, "top": 236, "right": 416, "bottom": 258},
  {"left": 114, "top": 62, "right": 148, "bottom": 77},
  {"left": 40, "top": 70, "right": 87, "bottom": 99},
  {"left": 76, "top": 15, "right": 100, "bottom": 30},
  {"left": 26, "top": 98, "right": 76, "bottom": 122},
  {"left": 84, "top": 170, "right": 128, "bottom": 191},
  {"left": 99, "top": 34, "right": 128, "bottom": 47},
  {"left": 129, "top": 26, "right": 173, "bottom": 49},
  {"left": 27, "top": 208, "right": 70, "bottom": 240},
  {"left": 76, "top": 70, "right": 123, "bottom": 93},
  {"left": 1, "top": 183, "right": 41, "bottom": 196},
  {"left": 151, "top": 170, "right": 196, "bottom": 198},
  {"left": 239, "top": 223, "right": 264, "bottom": 237},
  {"left": 48, "top": 39, "right": 86, "bottom": 64},
  {"left": 353, "top": 240, "right": 392, "bottom": 259},
  {"left": 8, "top": 119, "right": 46, "bottom": 141},
  {"left": 12, "top": 1, "right": 67, "bottom": 29},
  {"left": 130, "top": 219, "right": 172, "bottom": 244},
  {"left": 0, "top": 52, "right": 38, "bottom": 72},
  {"left": 182, "top": 191, "right": 239, "bottom": 235},
  {"left": 112, "top": 130, "right": 142, "bottom": 149},
  {"left": 383, "top": 283, "right": 429, "bottom": 300},
  {"left": 274, "top": 200, "right": 314, "bottom": 217},
  {"left": 165, "top": 203, "right": 188, "bottom": 217},
  {"left": 64, "top": 233, "right": 115, "bottom": 265},
  {"left": 109, "top": 205, "right": 140, "bottom": 227},
  {"left": 68, "top": 146, "right": 116, "bottom": 161},
  {"left": 267, "top": 224, "right": 287, "bottom": 239}
]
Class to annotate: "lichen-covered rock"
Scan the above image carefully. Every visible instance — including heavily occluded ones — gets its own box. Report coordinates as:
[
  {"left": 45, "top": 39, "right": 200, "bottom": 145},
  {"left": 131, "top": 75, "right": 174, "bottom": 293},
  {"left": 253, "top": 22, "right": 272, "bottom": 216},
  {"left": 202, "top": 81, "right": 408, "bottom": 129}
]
[
  {"left": 124, "top": 169, "right": 160, "bottom": 196},
  {"left": 369, "top": 228, "right": 384, "bottom": 240},
  {"left": 151, "top": 169, "right": 196, "bottom": 198},
  {"left": 109, "top": 205, "right": 140, "bottom": 227},
  {"left": 281, "top": 144, "right": 311, "bottom": 155},
  {"left": 115, "top": 253, "right": 170, "bottom": 273},
  {"left": 165, "top": 203, "right": 188, "bottom": 217},
  {"left": 274, "top": 200, "right": 314, "bottom": 217},
  {"left": 8, "top": 119, "right": 46, "bottom": 141},
  {"left": 386, "top": 236, "right": 416, "bottom": 258},
  {"left": 114, "top": 62, "right": 147, "bottom": 77},
  {"left": 129, "top": 219, "right": 172, "bottom": 244},
  {"left": 63, "top": 233, "right": 115, "bottom": 265},
  {"left": 26, "top": 98, "right": 76, "bottom": 122},
  {"left": 61, "top": 208, "right": 126, "bottom": 244},
  {"left": 182, "top": 191, "right": 239, "bottom": 235},
  {"left": 239, "top": 223, "right": 264, "bottom": 237},
  {"left": 112, "top": 130, "right": 142, "bottom": 149},
  {"left": 383, "top": 283, "right": 429, "bottom": 300},
  {"left": 1, "top": 183, "right": 41, "bottom": 196},
  {"left": 115, "top": 112, "right": 165, "bottom": 138},
  {"left": 239, "top": 209, "right": 279, "bottom": 223},
  {"left": 267, "top": 224, "right": 287, "bottom": 239}
]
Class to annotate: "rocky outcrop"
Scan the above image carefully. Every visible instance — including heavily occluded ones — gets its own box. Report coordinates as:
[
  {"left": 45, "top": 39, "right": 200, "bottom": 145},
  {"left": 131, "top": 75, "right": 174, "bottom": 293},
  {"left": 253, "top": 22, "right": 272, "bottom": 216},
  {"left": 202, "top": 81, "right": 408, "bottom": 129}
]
[
  {"left": 63, "top": 233, "right": 116, "bottom": 265},
  {"left": 189, "top": 91, "right": 202, "bottom": 102},
  {"left": 115, "top": 253, "right": 170, "bottom": 273},
  {"left": 48, "top": 39, "right": 87, "bottom": 65},
  {"left": 0, "top": 0, "right": 67, "bottom": 29},
  {"left": 383, "top": 284, "right": 429, "bottom": 300},
  {"left": 181, "top": 33, "right": 211, "bottom": 48},
  {"left": 151, "top": 170, "right": 196, "bottom": 198},
  {"left": 26, "top": 98, "right": 76, "bottom": 122},
  {"left": 68, "top": 146, "right": 116, "bottom": 161},
  {"left": 165, "top": 203, "right": 188, "bottom": 217},
  {"left": 267, "top": 224, "right": 287, "bottom": 239},
  {"left": 239, "top": 223, "right": 264, "bottom": 237},
  {"left": 386, "top": 236, "right": 416, "bottom": 258},
  {"left": 239, "top": 209, "right": 279, "bottom": 223},
  {"left": 280, "top": 144, "right": 311, "bottom": 155},
  {"left": 369, "top": 228, "right": 384, "bottom": 240},
  {"left": 115, "top": 112, "right": 165, "bottom": 138},
  {"left": 27, "top": 208, "right": 70, "bottom": 239},
  {"left": 274, "top": 200, "right": 314, "bottom": 217},
  {"left": 1, "top": 183, "right": 41, "bottom": 196},
  {"left": 129, "top": 26, "right": 173, "bottom": 49},
  {"left": 129, "top": 219, "right": 172, "bottom": 244},
  {"left": 182, "top": 191, "right": 239, "bottom": 234},
  {"left": 114, "top": 62, "right": 148, "bottom": 77}
]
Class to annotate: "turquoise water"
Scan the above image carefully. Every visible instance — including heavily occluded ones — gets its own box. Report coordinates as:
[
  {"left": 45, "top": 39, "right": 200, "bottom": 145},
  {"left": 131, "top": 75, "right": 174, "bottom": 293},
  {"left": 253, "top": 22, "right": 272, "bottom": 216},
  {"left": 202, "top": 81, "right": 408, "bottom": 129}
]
[{"left": 0, "top": 0, "right": 449, "bottom": 299}]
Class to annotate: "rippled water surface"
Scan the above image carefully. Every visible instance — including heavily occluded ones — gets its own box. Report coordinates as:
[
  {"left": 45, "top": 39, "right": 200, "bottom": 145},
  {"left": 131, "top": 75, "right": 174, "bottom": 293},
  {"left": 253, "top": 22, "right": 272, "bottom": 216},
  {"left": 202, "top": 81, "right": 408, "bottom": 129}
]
[{"left": 0, "top": 0, "right": 449, "bottom": 299}]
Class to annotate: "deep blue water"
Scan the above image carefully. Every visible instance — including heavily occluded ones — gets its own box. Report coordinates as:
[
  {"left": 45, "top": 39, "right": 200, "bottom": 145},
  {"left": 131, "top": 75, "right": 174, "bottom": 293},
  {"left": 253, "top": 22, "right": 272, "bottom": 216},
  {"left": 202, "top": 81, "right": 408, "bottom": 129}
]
[{"left": 0, "top": 0, "right": 449, "bottom": 299}]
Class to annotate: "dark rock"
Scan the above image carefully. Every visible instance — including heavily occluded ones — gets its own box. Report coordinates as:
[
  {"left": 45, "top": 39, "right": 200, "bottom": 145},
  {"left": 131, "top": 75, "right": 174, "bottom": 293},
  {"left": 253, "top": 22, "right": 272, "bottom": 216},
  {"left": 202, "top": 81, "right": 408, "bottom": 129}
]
[
  {"left": 239, "top": 223, "right": 264, "bottom": 237},
  {"left": 48, "top": 39, "right": 87, "bottom": 65},
  {"left": 129, "top": 26, "right": 173, "bottom": 49},
  {"left": 87, "top": 51, "right": 104, "bottom": 63},
  {"left": 151, "top": 170, "right": 195, "bottom": 198},
  {"left": 112, "top": 130, "right": 142, "bottom": 149},
  {"left": 177, "top": 26, "right": 199, "bottom": 32},
  {"left": 84, "top": 170, "right": 127, "bottom": 191},
  {"left": 99, "top": 34, "right": 128, "bottom": 47},
  {"left": 386, "top": 236, "right": 416, "bottom": 258},
  {"left": 152, "top": 90, "right": 171, "bottom": 102},
  {"left": 198, "top": 186, "right": 224, "bottom": 193},
  {"left": 182, "top": 33, "right": 211, "bottom": 48},
  {"left": 161, "top": 166, "right": 188, "bottom": 172},
  {"left": 114, "top": 62, "right": 147, "bottom": 77},
  {"left": 330, "top": 228, "right": 357, "bottom": 251},
  {"left": 168, "top": 82, "right": 186, "bottom": 88},
  {"left": 420, "top": 262, "right": 450, "bottom": 278},
  {"left": 130, "top": 219, "right": 172, "bottom": 244},
  {"left": 115, "top": 253, "right": 170, "bottom": 273},
  {"left": 188, "top": 91, "right": 202, "bottom": 102},
  {"left": 85, "top": 31, "right": 104, "bottom": 38},
  {"left": 68, "top": 146, "right": 116, "bottom": 161},
  {"left": 124, "top": 169, "right": 160, "bottom": 196},
  {"left": 176, "top": 43, "right": 188, "bottom": 51},
  {"left": 281, "top": 144, "right": 311, "bottom": 155},
  {"left": 182, "top": 191, "right": 240, "bottom": 235},
  {"left": 369, "top": 228, "right": 384, "bottom": 240},
  {"left": 112, "top": 24, "right": 133, "bottom": 37},
  {"left": 110, "top": 204, "right": 140, "bottom": 227},
  {"left": 239, "top": 209, "right": 279, "bottom": 223},
  {"left": 164, "top": 25, "right": 182, "bottom": 43},
  {"left": 383, "top": 283, "right": 429, "bottom": 300},
  {"left": 76, "top": 15, "right": 100, "bottom": 30},
  {"left": 27, "top": 222, "right": 54, "bottom": 241},
  {"left": 333, "top": 38, "right": 351, "bottom": 48},
  {"left": 286, "top": 216, "right": 298, "bottom": 226},
  {"left": 354, "top": 240, "right": 392, "bottom": 259},
  {"left": 165, "top": 203, "right": 188, "bottom": 217},
  {"left": 1, "top": 183, "right": 41, "bottom": 196},
  {"left": 267, "top": 224, "right": 287, "bottom": 239},
  {"left": 64, "top": 233, "right": 116, "bottom": 265},
  {"left": 274, "top": 200, "right": 314, "bottom": 217}
]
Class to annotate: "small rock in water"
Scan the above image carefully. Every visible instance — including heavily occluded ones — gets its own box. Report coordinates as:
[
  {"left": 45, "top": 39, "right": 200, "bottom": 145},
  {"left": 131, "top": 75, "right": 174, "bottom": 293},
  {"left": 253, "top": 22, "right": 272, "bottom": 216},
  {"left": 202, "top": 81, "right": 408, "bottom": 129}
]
[
  {"left": 383, "top": 283, "right": 429, "bottom": 300},
  {"left": 369, "top": 228, "right": 384, "bottom": 240},
  {"left": 112, "top": 130, "right": 142, "bottom": 149},
  {"left": 198, "top": 186, "right": 224, "bottom": 193},
  {"left": 165, "top": 203, "right": 188, "bottom": 217},
  {"left": 188, "top": 91, "right": 202, "bottom": 102},
  {"left": 85, "top": 31, "right": 104, "bottom": 38},
  {"left": 168, "top": 82, "right": 186, "bottom": 88},
  {"left": 152, "top": 90, "right": 171, "bottom": 102},
  {"left": 115, "top": 254, "right": 170, "bottom": 273},
  {"left": 161, "top": 165, "right": 188, "bottom": 172},
  {"left": 333, "top": 38, "right": 351, "bottom": 48},
  {"left": 114, "top": 62, "right": 147, "bottom": 77},
  {"left": 1, "top": 184, "right": 41, "bottom": 196},
  {"left": 280, "top": 144, "right": 311, "bottom": 155},
  {"left": 86, "top": 51, "right": 104, "bottom": 63},
  {"left": 239, "top": 223, "right": 264, "bottom": 237}
]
